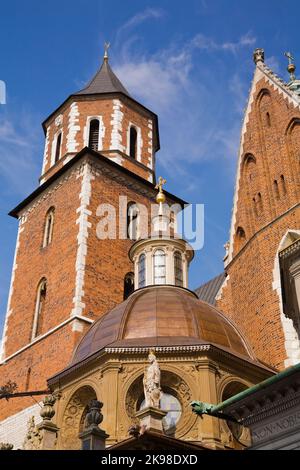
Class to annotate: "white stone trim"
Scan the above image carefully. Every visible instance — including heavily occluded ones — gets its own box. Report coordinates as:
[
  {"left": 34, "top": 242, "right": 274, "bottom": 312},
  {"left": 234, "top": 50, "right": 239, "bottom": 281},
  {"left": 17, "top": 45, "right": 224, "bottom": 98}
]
[
  {"left": 0, "top": 219, "right": 25, "bottom": 361},
  {"left": 226, "top": 64, "right": 300, "bottom": 266},
  {"left": 71, "top": 164, "right": 94, "bottom": 317},
  {"left": 0, "top": 315, "right": 93, "bottom": 365},
  {"left": 147, "top": 119, "right": 153, "bottom": 169},
  {"left": 272, "top": 230, "right": 300, "bottom": 367},
  {"left": 126, "top": 122, "right": 142, "bottom": 162},
  {"left": 66, "top": 102, "right": 80, "bottom": 153},
  {"left": 41, "top": 126, "right": 50, "bottom": 177},
  {"left": 110, "top": 99, "right": 124, "bottom": 152},
  {"left": 83, "top": 115, "right": 105, "bottom": 151},
  {"left": 0, "top": 402, "right": 42, "bottom": 450}
]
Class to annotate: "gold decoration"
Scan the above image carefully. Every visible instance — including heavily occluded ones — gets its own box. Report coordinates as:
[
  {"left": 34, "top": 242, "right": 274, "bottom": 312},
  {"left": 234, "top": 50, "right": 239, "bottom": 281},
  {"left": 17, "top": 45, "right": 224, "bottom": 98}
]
[{"left": 155, "top": 176, "right": 166, "bottom": 204}]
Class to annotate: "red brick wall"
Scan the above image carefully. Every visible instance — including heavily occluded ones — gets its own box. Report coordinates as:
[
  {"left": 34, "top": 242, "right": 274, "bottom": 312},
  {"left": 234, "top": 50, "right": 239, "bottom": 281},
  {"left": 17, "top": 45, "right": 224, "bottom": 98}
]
[
  {"left": 41, "top": 96, "right": 155, "bottom": 183},
  {"left": 217, "top": 76, "right": 300, "bottom": 369},
  {"left": 0, "top": 156, "right": 158, "bottom": 420}
]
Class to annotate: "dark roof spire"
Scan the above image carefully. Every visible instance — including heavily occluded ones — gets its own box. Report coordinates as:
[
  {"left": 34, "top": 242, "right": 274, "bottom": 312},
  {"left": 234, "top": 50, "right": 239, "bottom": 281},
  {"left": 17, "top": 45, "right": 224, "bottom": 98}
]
[{"left": 76, "top": 44, "right": 130, "bottom": 97}]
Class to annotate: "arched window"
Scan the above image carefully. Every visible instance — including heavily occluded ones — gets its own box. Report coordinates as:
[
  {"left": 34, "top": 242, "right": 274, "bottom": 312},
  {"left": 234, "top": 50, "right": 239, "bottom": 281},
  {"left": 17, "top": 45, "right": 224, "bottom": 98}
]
[
  {"left": 153, "top": 249, "right": 166, "bottom": 285},
  {"left": 127, "top": 202, "right": 139, "bottom": 240},
  {"left": 266, "top": 112, "right": 271, "bottom": 127},
  {"left": 54, "top": 133, "right": 62, "bottom": 163},
  {"left": 280, "top": 175, "right": 287, "bottom": 195},
  {"left": 273, "top": 180, "right": 279, "bottom": 199},
  {"left": 88, "top": 119, "right": 100, "bottom": 151},
  {"left": 129, "top": 127, "right": 137, "bottom": 159},
  {"left": 124, "top": 272, "right": 134, "bottom": 300},
  {"left": 257, "top": 192, "right": 263, "bottom": 212},
  {"left": 138, "top": 254, "right": 146, "bottom": 288},
  {"left": 236, "top": 226, "right": 246, "bottom": 251},
  {"left": 174, "top": 251, "right": 183, "bottom": 287},
  {"left": 42, "top": 208, "right": 55, "bottom": 248},
  {"left": 31, "top": 279, "right": 47, "bottom": 340}
]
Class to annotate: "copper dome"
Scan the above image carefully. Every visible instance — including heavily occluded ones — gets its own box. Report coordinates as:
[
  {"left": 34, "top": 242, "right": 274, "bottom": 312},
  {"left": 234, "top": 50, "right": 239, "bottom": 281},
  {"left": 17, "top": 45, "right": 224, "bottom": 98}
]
[{"left": 71, "top": 286, "right": 254, "bottom": 365}]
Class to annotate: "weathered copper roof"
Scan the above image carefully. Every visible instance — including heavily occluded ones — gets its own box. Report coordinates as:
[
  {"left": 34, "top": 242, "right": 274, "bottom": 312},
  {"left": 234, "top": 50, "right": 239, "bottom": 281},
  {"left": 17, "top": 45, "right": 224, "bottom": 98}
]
[
  {"left": 70, "top": 285, "right": 254, "bottom": 365},
  {"left": 75, "top": 59, "right": 130, "bottom": 97}
]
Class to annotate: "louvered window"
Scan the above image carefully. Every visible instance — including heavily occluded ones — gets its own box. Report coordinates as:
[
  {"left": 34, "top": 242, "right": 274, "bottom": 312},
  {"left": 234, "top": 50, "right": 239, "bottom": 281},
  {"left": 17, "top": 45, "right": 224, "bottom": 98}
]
[{"left": 89, "top": 120, "right": 100, "bottom": 151}]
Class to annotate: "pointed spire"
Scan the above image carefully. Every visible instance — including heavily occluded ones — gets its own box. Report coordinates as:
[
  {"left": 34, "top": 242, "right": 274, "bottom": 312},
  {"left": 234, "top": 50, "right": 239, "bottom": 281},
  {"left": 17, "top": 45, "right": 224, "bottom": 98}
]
[{"left": 76, "top": 44, "right": 130, "bottom": 97}]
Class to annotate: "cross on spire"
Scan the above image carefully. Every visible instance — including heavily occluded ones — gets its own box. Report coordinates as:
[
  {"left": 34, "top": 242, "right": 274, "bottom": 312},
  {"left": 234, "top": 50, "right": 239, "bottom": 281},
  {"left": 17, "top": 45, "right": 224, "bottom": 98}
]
[
  {"left": 104, "top": 42, "right": 110, "bottom": 61},
  {"left": 284, "top": 51, "right": 296, "bottom": 82}
]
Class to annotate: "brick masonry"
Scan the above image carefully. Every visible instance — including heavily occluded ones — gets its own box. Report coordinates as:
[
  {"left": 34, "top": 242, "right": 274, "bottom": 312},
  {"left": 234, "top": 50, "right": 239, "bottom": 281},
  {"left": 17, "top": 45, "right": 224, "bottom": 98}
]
[{"left": 217, "top": 65, "right": 300, "bottom": 370}]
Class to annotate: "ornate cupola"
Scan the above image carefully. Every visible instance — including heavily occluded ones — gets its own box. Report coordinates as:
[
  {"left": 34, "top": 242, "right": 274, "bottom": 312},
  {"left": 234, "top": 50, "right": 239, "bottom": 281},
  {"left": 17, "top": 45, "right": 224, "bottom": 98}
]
[
  {"left": 129, "top": 177, "right": 194, "bottom": 289},
  {"left": 284, "top": 51, "right": 300, "bottom": 97},
  {"left": 40, "top": 44, "right": 160, "bottom": 184}
]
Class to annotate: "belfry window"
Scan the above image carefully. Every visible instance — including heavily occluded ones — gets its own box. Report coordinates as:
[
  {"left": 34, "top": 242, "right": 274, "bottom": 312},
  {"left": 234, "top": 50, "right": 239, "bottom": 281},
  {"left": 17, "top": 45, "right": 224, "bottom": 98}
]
[
  {"left": 88, "top": 119, "right": 100, "bottom": 151},
  {"left": 174, "top": 251, "right": 183, "bottom": 287},
  {"left": 54, "top": 133, "right": 62, "bottom": 163},
  {"left": 127, "top": 202, "right": 139, "bottom": 240},
  {"left": 138, "top": 254, "right": 146, "bottom": 288},
  {"left": 42, "top": 208, "right": 55, "bottom": 248},
  {"left": 124, "top": 272, "right": 134, "bottom": 300},
  {"left": 129, "top": 127, "right": 137, "bottom": 159},
  {"left": 153, "top": 249, "right": 166, "bottom": 285},
  {"left": 31, "top": 279, "right": 47, "bottom": 340}
]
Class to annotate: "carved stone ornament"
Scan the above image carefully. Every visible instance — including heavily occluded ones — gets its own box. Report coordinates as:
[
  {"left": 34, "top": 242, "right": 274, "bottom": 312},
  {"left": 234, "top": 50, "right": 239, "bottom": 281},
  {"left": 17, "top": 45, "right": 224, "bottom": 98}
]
[
  {"left": 23, "top": 416, "right": 42, "bottom": 450},
  {"left": 40, "top": 394, "right": 56, "bottom": 421},
  {"left": 0, "top": 443, "right": 13, "bottom": 450},
  {"left": 253, "top": 48, "right": 265, "bottom": 64},
  {"left": 84, "top": 399, "right": 104, "bottom": 430},
  {"left": 55, "top": 114, "right": 63, "bottom": 127}
]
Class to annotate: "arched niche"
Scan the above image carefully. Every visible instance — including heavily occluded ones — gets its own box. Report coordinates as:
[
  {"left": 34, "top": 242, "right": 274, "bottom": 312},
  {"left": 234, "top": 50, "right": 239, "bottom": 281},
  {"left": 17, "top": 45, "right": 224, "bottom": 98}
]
[
  {"left": 286, "top": 118, "right": 300, "bottom": 164},
  {"left": 124, "top": 370, "right": 194, "bottom": 438},
  {"left": 59, "top": 385, "right": 97, "bottom": 450}
]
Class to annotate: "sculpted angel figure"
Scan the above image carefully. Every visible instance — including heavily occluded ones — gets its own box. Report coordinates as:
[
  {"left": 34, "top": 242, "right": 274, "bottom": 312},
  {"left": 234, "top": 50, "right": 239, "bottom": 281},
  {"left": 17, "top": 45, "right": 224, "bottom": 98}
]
[{"left": 143, "top": 350, "right": 162, "bottom": 408}]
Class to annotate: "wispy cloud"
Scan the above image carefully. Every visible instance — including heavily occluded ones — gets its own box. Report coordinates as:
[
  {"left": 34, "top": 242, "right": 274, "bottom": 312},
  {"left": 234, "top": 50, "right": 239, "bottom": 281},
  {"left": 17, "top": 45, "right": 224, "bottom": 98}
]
[
  {"left": 116, "top": 8, "right": 164, "bottom": 46},
  {"left": 113, "top": 27, "right": 254, "bottom": 183},
  {"left": 0, "top": 110, "right": 42, "bottom": 196},
  {"left": 192, "top": 32, "right": 256, "bottom": 55}
]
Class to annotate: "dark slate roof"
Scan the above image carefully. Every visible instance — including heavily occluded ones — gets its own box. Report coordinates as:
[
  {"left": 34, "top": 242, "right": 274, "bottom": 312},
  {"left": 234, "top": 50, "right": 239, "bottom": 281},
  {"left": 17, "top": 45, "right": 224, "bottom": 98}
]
[
  {"left": 195, "top": 273, "right": 226, "bottom": 306},
  {"left": 76, "top": 58, "right": 130, "bottom": 97}
]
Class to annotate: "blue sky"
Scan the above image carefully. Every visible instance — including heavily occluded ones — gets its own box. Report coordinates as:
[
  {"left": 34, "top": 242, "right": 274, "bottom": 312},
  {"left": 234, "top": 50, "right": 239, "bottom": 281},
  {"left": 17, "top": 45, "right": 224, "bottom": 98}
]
[{"left": 0, "top": 0, "right": 298, "bottom": 334}]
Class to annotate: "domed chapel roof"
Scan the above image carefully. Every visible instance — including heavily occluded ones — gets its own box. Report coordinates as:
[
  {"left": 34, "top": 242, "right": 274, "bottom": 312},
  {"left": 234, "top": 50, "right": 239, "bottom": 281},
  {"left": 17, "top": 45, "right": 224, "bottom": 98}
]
[{"left": 71, "top": 286, "right": 255, "bottom": 365}]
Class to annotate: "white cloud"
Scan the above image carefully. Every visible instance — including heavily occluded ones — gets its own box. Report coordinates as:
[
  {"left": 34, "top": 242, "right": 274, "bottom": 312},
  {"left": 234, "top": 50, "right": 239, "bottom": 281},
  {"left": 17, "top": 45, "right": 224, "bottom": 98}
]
[
  {"left": 192, "top": 32, "right": 256, "bottom": 55},
  {"left": 0, "top": 111, "right": 42, "bottom": 195},
  {"left": 116, "top": 8, "right": 164, "bottom": 46},
  {"left": 114, "top": 29, "right": 254, "bottom": 180}
]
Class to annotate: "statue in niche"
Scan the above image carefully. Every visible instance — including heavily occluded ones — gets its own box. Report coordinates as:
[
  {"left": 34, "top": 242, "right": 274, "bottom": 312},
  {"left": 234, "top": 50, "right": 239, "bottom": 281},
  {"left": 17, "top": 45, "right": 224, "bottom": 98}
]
[{"left": 143, "top": 350, "right": 161, "bottom": 408}]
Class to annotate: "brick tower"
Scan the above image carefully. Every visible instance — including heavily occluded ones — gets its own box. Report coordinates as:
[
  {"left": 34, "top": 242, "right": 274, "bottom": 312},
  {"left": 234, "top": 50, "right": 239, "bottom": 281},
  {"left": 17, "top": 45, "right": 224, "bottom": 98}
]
[
  {"left": 0, "top": 48, "right": 183, "bottom": 425},
  {"left": 217, "top": 49, "right": 300, "bottom": 370}
]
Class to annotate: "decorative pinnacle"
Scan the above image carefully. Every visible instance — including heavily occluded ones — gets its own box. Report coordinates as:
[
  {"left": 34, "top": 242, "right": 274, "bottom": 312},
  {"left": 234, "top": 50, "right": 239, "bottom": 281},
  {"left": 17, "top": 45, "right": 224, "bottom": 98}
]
[
  {"left": 155, "top": 176, "right": 167, "bottom": 204},
  {"left": 104, "top": 42, "right": 110, "bottom": 62},
  {"left": 253, "top": 48, "right": 264, "bottom": 65},
  {"left": 284, "top": 51, "right": 296, "bottom": 81}
]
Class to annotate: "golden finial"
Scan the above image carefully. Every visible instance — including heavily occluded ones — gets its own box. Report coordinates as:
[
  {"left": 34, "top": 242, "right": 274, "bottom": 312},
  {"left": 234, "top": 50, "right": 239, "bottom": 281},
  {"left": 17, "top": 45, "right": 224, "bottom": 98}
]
[
  {"left": 104, "top": 42, "right": 110, "bottom": 62},
  {"left": 284, "top": 51, "right": 296, "bottom": 81},
  {"left": 155, "top": 176, "right": 167, "bottom": 204}
]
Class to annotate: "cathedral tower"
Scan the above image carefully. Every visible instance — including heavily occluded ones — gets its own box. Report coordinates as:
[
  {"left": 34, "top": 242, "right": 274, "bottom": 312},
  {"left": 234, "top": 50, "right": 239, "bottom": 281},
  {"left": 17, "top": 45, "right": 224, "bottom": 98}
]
[
  {"left": 0, "top": 49, "right": 183, "bottom": 426},
  {"left": 217, "top": 49, "right": 300, "bottom": 369}
]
